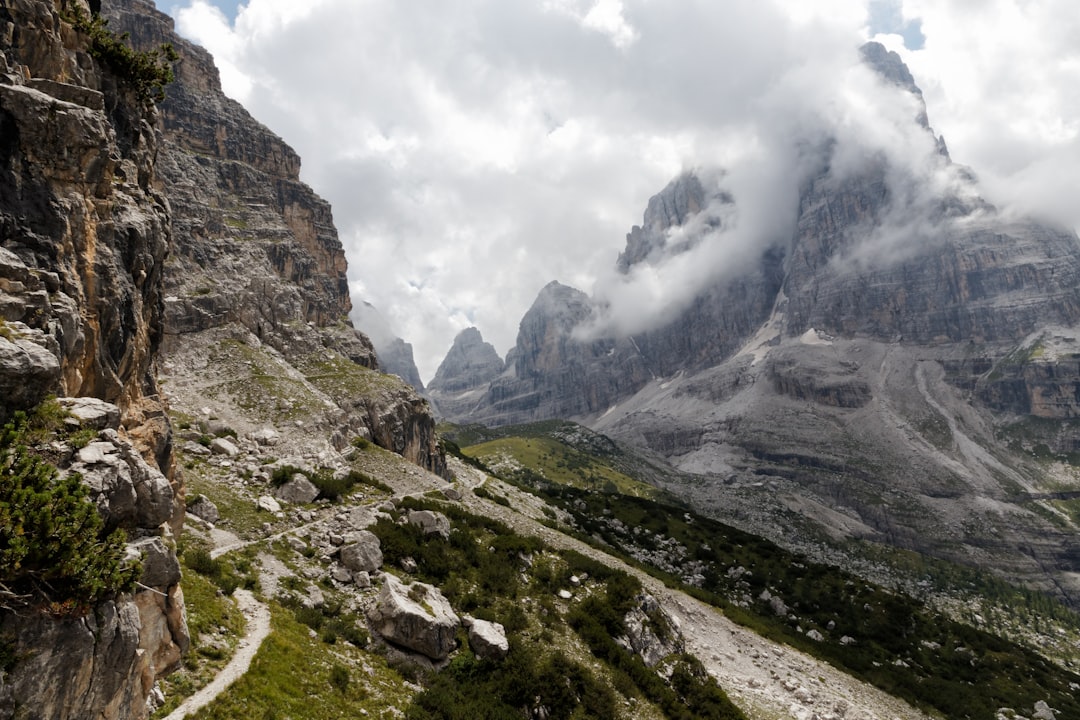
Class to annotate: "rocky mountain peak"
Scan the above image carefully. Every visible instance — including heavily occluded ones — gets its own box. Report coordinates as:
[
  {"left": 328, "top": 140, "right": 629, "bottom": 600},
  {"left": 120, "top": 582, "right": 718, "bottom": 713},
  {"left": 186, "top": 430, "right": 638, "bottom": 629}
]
[{"left": 429, "top": 327, "right": 504, "bottom": 394}]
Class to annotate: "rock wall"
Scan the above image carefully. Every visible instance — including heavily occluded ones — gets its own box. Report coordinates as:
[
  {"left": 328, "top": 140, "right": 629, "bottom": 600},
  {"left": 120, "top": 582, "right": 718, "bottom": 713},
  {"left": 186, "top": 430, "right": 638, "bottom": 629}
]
[
  {"left": 104, "top": 0, "right": 446, "bottom": 476},
  {"left": 0, "top": 1, "right": 186, "bottom": 717}
]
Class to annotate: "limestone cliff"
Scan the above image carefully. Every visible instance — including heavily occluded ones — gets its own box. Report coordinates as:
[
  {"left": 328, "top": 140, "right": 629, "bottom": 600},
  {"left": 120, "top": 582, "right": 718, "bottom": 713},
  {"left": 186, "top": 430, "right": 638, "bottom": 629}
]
[
  {"left": 104, "top": 0, "right": 446, "bottom": 476},
  {"left": 0, "top": 1, "right": 186, "bottom": 717}
]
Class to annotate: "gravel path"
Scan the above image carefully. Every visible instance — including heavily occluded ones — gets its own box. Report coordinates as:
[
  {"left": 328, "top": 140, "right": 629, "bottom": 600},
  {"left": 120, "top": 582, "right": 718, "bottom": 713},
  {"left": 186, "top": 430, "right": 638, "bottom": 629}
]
[{"left": 160, "top": 589, "right": 270, "bottom": 720}]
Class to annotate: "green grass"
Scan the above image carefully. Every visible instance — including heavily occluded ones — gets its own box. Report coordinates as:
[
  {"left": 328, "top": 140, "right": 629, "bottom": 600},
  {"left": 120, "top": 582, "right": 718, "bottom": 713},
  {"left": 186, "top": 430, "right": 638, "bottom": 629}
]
[
  {"left": 297, "top": 351, "right": 405, "bottom": 398},
  {"left": 180, "top": 461, "right": 269, "bottom": 539},
  {"left": 186, "top": 603, "right": 414, "bottom": 720},
  {"left": 463, "top": 436, "right": 663, "bottom": 498},
  {"left": 531, "top": 485, "right": 1080, "bottom": 720},
  {"left": 152, "top": 571, "right": 246, "bottom": 717}
]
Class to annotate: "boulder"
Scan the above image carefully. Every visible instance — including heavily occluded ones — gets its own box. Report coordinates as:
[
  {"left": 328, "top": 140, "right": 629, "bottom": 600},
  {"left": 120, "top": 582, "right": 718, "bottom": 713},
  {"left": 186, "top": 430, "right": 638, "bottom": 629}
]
[
  {"left": 275, "top": 473, "right": 319, "bottom": 504},
  {"left": 0, "top": 334, "right": 61, "bottom": 417},
  {"left": 256, "top": 495, "right": 282, "bottom": 513},
  {"left": 368, "top": 575, "right": 460, "bottom": 660},
  {"left": 130, "top": 537, "right": 182, "bottom": 588},
  {"left": 58, "top": 397, "right": 120, "bottom": 430},
  {"left": 467, "top": 618, "right": 509, "bottom": 661},
  {"left": 340, "top": 531, "right": 383, "bottom": 573},
  {"left": 186, "top": 494, "right": 220, "bottom": 524},
  {"left": 620, "top": 594, "right": 684, "bottom": 667},
  {"left": 407, "top": 510, "right": 451, "bottom": 539},
  {"left": 209, "top": 437, "right": 240, "bottom": 456},
  {"left": 180, "top": 440, "right": 211, "bottom": 456},
  {"left": 249, "top": 428, "right": 280, "bottom": 446}
]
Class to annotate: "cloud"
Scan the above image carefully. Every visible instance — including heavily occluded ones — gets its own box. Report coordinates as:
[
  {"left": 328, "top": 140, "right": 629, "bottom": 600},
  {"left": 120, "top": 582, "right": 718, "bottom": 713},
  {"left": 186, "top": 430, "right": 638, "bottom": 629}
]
[{"left": 168, "top": 0, "right": 1078, "bottom": 382}]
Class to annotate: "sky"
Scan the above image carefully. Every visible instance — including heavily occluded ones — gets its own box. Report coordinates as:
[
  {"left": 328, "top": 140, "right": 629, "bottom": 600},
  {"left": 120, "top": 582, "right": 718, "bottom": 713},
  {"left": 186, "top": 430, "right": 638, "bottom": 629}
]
[{"left": 165, "top": 0, "right": 1080, "bottom": 383}]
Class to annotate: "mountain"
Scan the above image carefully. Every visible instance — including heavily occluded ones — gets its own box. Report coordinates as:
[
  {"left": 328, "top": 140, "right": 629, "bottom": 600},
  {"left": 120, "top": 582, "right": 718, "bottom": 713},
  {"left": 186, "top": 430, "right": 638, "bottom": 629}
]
[
  {"left": 0, "top": 0, "right": 443, "bottom": 716},
  {"left": 104, "top": 0, "right": 444, "bottom": 475},
  {"left": 350, "top": 301, "right": 425, "bottom": 392},
  {"left": 433, "top": 44, "right": 1080, "bottom": 608}
]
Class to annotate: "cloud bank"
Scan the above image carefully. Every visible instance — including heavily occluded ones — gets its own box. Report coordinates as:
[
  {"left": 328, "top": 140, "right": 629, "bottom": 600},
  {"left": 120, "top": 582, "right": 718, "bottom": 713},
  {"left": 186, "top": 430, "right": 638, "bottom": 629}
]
[{"left": 168, "top": 0, "right": 1080, "bottom": 381}]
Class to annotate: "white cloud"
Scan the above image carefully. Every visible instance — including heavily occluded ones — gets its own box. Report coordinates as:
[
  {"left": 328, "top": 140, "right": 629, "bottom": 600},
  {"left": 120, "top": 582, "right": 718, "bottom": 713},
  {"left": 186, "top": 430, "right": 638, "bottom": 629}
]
[{"left": 167, "top": 0, "right": 1079, "bottom": 382}]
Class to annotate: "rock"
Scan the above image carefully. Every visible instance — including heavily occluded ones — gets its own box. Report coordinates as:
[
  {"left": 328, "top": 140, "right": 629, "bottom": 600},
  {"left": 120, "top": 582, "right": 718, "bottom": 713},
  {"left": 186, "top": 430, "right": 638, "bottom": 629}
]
[
  {"left": 287, "top": 536, "right": 308, "bottom": 554},
  {"left": 57, "top": 397, "right": 120, "bottom": 430},
  {"left": 1034, "top": 701, "right": 1057, "bottom": 720},
  {"left": 249, "top": 428, "right": 280, "bottom": 446},
  {"left": 256, "top": 495, "right": 282, "bottom": 513},
  {"left": 427, "top": 327, "right": 505, "bottom": 417},
  {"left": 0, "top": 334, "right": 61, "bottom": 417},
  {"left": 131, "top": 536, "right": 182, "bottom": 588},
  {"left": 209, "top": 437, "right": 240, "bottom": 457},
  {"left": 275, "top": 473, "right": 319, "bottom": 504},
  {"left": 368, "top": 575, "right": 460, "bottom": 661},
  {"left": 406, "top": 510, "right": 451, "bottom": 539},
  {"left": 467, "top": 618, "right": 509, "bottom": 661},
  {"left": 340, "top": 531, "right": 383, "bottom": 573},
  {"left": 181, "top": 440, "right": 211, "bottom": 456},
  {"left": 806, "top": 629, "right": 824, "bottom": 642},
  {"left": 840, "top": 636, "right": 856, "bottom": 646},
  {"left": 558, "top": 590, "right": 573, "bottom": 600},
  {"left": 354, "top": 571, "right": 372, "bottom": 589},
  {"left": 441, "top": 486, "right": 462, "bottom": 501},
  {"left": 187, "top": 494, "right": 220, "bottom": 524},
  {"left": 303, "top": 586, "right": 325, "bottom": 609},
  {"left": 620, "top": 594, "right": 684, "bottom": 667},
  {"left": 400, "top": 557, "right": 418, "bottom": 573},
  {"left": 331, "top": 565, "right": 352, "bottom": 583}
]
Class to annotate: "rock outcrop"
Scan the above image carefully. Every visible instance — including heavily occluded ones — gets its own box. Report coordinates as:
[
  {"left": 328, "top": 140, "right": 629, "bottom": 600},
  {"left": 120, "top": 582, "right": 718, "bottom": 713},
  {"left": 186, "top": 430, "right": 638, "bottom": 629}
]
[
  {"left": 104, "top": 0, "right": 446, "bottom": 477},
  {"left": 368, "top": 575, "right": 459, "bottom": 661},
  {"left": 0, "top": 1, "right": 186, "bottom": 716}
]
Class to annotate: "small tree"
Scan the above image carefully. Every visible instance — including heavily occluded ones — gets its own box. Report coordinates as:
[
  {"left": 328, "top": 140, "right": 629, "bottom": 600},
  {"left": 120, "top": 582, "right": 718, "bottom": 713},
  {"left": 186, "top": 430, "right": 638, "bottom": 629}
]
[{"left": 0, "top": 411, "right": 139, "bottom": 615}]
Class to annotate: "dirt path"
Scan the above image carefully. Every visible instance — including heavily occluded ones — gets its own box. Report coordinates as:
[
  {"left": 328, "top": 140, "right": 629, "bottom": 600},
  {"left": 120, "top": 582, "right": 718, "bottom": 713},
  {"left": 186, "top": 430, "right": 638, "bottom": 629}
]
[{"left": 161, "top": 589, "right": 270, "bottom": 720}]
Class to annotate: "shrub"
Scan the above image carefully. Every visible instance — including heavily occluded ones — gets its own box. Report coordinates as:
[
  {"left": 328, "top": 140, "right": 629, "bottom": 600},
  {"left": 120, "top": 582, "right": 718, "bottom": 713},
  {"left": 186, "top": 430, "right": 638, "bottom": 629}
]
[
  {"left": 0, "top": 410, "right": 139, "bottom": 613},
  {"left": 66, "top": 7, "right": 177, "bottom": 103},
  {"left": 270, "top": 465, "right": 306, "bottom": 488},
  {"left": 329, "top": 664, "right": 350, "bottom": 694}
]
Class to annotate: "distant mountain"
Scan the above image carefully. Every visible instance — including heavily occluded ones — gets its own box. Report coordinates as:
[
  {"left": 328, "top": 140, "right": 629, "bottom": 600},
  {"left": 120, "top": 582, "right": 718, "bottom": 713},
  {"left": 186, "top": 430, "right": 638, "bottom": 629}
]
[
  {"left": 433, "top": 43, "right": 1080, "bottom": 607},
  {"left": 351, "top": 301, "right": 426, "bottom": 392}
]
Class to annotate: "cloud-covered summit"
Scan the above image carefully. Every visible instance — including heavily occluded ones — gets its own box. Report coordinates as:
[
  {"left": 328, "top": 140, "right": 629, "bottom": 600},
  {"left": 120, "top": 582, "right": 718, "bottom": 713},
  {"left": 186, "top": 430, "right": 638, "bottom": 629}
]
[{"left": 170, "top": 0, "right": 1080, "bottom": 382}]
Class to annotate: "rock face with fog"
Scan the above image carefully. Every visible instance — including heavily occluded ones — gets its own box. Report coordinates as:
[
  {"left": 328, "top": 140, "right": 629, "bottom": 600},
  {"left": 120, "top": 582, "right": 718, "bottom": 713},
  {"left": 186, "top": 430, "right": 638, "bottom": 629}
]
[
  {"left": 0, "top": 1, "right": 186, "bottom": 716},
  {"left": 351, "top": 301, "right": 425, "bottom": 392},
  {"left": 435, "top": 43, "right": 1080, "bottom": 606},
  {"left": 105, "top": 0, "right": 445, "bottom": 476}
]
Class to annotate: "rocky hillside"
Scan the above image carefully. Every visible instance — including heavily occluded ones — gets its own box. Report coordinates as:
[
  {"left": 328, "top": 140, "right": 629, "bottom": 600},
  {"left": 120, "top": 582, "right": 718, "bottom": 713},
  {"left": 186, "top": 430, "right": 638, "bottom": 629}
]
[
  {"left": 1, "top": 1, "right": 446, "bottom": 717},
  {"left": 103, "top": 0, "right": 445, "bottom": 476},
  {"left": 1, "top": 1, "right": 185, "bottom": 717},
  {"left": 431, "top": 44, "right": 1080, "bottom": 608}
]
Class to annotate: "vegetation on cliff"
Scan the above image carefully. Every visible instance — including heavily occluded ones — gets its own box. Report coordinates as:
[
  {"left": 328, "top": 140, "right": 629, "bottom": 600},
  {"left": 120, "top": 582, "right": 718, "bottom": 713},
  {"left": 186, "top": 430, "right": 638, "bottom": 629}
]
[
  {"left": 0, "top": 403, "right": 138, "bottom": 614},
  {"left": 65, "top": 3, "right": 177, "bottom": 102}
]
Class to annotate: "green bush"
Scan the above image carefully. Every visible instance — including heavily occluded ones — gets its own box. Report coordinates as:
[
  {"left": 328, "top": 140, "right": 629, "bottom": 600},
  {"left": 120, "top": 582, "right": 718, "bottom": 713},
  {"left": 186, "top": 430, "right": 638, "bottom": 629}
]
[
  {"left": 66, "top": 7, "right": 177, "bottom": 103},
  {"left": 329, "top": 664, "right": 350, "bottom": 694},
  {"left": 0, "top": 410, "right": 139, "bottom": 614}
]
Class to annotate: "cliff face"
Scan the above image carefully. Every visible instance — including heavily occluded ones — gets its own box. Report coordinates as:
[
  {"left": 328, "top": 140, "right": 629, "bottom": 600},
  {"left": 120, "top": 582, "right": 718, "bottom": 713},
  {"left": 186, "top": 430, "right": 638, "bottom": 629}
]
[
  {"left": 105, "top": 0, "right": 446, "bottom": 476},
  {"left": 0, "top": 1, "right": 186, "bottom": 717},
  {"left": 434, "top": 44, "right": 1080, "bottom": 605}
]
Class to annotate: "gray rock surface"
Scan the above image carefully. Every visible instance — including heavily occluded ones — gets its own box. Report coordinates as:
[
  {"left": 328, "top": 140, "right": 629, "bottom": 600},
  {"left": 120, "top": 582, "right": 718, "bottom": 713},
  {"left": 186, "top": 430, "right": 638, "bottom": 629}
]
[
  {"left": 427, "top": 327, "right": 504, "bottom": 415},
  {"left": 187, "top": 494, "right": 220, "bottom": 524},
  {"left": 368, "top": 575, "right": 460, "bottom": 661},
  {"left": 275, "top": 473, "right": 319, "bottom": 504},
  {"left": 467, "top": 618, "right": 509, "bottom": 661},
  {"left": 340, "top": 531, "right": 383, "bottom": 573},
  {"left": 407, "top": 509, "right": 451, "bottom": 539}
]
